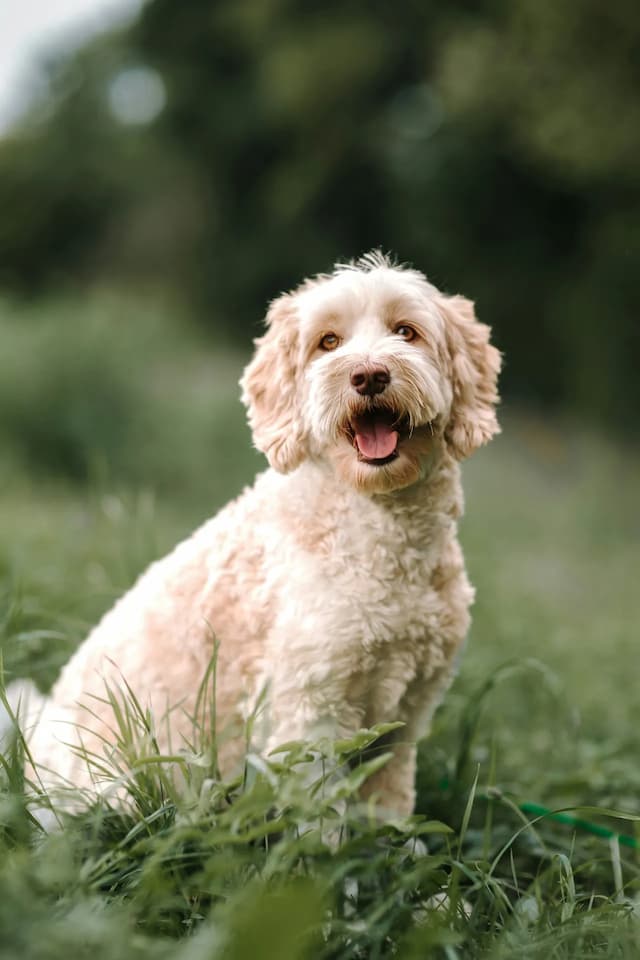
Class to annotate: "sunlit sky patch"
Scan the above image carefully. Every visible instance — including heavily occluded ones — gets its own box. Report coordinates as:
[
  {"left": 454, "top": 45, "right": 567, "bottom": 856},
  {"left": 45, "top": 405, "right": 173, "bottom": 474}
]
[{"left": 0, "top": 0, "right": 143, "bottom": 133}]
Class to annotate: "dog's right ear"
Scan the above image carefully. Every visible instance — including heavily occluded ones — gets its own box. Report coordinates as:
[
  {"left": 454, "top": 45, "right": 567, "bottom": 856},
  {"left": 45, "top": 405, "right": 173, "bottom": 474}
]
[{"left": 240, "top": 293, "right": 307, "bottom": 473}]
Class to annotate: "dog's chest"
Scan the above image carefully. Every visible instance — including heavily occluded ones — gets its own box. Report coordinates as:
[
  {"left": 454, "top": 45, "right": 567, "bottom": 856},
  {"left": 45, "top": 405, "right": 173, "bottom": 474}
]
[
  {"left": 277, "top": 519, "right": 458, "bottom": 723},
  {"left": 281, "top": 498, "right": 452, "bottom": 646}
]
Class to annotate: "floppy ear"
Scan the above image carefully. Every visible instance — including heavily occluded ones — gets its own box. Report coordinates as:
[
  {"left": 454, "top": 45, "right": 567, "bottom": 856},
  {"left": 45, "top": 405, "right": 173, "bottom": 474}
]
[
  {"left": 240, "top": 293, "right": 307, "bottom": 473},
  {"left": 438, "top": 295, "right": 502, "bottom": 460}
]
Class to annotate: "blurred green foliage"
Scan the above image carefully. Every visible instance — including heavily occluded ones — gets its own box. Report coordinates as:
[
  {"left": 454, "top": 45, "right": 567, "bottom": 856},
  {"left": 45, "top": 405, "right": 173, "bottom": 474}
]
[
  {"left": 0, "top": 0, "right": 637, "bottom": 428},
  {"left": 0, "top": 295, "right": 260, "bottom": 491}
]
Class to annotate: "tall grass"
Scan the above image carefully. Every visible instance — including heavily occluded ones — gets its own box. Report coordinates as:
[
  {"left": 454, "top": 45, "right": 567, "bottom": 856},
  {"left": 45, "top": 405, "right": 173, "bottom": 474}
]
[{"left": 1, "top": 664, "right": 639, "bottom": 959}]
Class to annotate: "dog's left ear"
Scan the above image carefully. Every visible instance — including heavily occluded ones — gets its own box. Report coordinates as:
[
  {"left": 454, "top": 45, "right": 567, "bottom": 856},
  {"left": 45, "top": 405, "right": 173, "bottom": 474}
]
[
  {"left": 437, "top": 295, "right": 502, "bottom": 460},
  {"left": 240, "top": 293, "right": 307, "bottom": 473}
]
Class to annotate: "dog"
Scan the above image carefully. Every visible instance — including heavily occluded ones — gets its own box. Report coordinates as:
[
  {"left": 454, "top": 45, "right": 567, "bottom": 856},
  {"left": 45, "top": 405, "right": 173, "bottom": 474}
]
[{"left": 13, "top": 252, "right": 500, "bottom": 815}]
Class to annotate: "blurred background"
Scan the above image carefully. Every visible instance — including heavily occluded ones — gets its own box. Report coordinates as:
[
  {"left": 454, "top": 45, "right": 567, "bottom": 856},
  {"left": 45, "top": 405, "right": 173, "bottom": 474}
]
[{"left": 0, "top": 1, "right": 638, "bottom": 769}]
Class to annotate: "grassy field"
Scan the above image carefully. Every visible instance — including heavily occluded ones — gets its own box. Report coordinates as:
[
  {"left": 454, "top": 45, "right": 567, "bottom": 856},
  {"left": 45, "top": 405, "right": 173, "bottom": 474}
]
[{"left": 1, "top": 295, "right": 639, "bottom": 958}]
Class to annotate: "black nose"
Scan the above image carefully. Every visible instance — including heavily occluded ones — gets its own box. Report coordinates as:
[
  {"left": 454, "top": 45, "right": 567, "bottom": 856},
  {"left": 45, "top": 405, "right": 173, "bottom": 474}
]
[{"left": 350, "top": 364, "right": 391, "bottom": 396}]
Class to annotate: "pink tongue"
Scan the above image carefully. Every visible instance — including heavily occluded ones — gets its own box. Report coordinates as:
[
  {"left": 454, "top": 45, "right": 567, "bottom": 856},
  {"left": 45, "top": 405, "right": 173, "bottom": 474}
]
[{"left": 355, "top": 421, "right": 399, "bottom": 460}]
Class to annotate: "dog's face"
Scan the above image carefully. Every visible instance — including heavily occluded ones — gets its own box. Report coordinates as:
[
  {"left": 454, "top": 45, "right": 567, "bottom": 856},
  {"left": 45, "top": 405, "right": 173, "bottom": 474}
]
[{"left": 241, "top": 253, "right": 501, "bottom": 494}]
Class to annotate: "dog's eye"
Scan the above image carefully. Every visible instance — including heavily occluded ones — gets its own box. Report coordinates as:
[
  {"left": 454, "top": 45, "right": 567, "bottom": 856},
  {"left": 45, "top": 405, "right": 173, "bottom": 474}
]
[
  {"left": 319, "top": 332, "right": 341, "bottom": 351},
  {"left": 395, "top": 324, "right": 417, "bottom": 342}
]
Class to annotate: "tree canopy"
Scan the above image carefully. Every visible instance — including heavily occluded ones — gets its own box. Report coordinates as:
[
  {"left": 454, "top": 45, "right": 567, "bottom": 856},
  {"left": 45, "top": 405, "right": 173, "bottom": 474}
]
[{"left": 0, "top": 0, "right": 638, "bottom": 425}]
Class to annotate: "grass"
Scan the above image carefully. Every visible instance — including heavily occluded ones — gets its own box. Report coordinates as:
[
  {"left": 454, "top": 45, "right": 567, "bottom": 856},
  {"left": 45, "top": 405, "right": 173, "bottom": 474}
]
[{"left": 0, "top": 292, "right": 639, "bottom": 957}]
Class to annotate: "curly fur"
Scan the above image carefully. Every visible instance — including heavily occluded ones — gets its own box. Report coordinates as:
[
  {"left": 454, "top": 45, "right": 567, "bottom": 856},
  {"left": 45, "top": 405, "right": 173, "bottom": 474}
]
[{"left": 23, "top": 253, "right": 501, "bottom": 815}]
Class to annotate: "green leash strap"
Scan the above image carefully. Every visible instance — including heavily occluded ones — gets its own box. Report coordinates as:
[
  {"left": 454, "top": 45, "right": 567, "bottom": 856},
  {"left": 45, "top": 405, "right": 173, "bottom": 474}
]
[
  {"left": 439, "top": 779, "right": 639, "bottom": 850},
  {"left": 516, "top": 800, "right": 639, "bottom": 850}
]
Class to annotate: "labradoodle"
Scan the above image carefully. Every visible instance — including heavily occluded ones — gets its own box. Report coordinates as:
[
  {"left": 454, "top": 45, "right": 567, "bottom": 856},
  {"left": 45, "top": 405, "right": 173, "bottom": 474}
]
[{"left": 17, "top": 252, "right": 501, "bottom": 815}]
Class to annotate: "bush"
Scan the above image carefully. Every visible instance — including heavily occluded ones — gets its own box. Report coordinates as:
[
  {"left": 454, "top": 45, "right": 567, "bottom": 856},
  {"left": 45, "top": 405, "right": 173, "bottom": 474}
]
[{"left": 0, "top": 293, "right": 260, "bottom": 502}]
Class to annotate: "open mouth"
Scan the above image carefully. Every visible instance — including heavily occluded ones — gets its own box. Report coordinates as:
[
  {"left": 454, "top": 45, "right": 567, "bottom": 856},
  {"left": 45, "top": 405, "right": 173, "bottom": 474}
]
[{"left": 347, "top": 409, "right": 409, "bottom": 466}]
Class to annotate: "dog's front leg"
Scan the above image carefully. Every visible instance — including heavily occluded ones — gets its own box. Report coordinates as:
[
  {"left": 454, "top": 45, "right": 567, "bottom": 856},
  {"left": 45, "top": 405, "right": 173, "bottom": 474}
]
[
  {"left": 357, "top": 659, "right": 460, "bottom": 817},
  {"left": 262, "top": 687, "right": 367, "bottom": 844},
  {"left": 358, "top": 739, "right": 417, "bottom": 817},
  {"left": 265, "top": 692, "right": 365, "bottom": 759},
  {"left": 261, "top": 616, "right": 367, "bottom": 755}
]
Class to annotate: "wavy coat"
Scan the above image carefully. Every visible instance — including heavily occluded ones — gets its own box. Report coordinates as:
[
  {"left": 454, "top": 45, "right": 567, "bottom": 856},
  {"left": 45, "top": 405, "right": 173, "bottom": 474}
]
[{"left": 25, "top": 252, "right": 501, "bottom": 815}]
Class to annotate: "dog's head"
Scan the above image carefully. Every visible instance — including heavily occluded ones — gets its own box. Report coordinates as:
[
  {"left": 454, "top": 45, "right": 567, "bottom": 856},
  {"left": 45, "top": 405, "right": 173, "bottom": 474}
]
[{"left": 241, "top": 252, "right": 501, "bottom": 493}]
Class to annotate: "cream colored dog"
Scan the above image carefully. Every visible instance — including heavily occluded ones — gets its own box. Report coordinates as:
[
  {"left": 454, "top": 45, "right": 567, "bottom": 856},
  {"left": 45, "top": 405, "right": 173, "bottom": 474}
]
[{"left": 18, "top": 252, "right": 500, "bottom": 815}]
